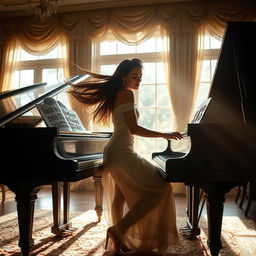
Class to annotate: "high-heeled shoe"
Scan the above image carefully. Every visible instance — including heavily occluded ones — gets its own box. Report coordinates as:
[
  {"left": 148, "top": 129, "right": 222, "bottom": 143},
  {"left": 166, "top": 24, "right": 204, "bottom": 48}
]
[
  {"left": 106, "top": 226, "right": 128, "bottom": 255},
  {"left": 105, "top": 229, "right": 111, "bottom": 250},
  {"left": 105, "top": 227, "right": 137, "bottom": 256}
]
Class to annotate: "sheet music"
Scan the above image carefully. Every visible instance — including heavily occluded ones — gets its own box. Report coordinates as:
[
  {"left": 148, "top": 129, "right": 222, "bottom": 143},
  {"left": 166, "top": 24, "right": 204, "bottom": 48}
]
[{"left": 36, "top": 97, "right": 87, "bottom": 133}]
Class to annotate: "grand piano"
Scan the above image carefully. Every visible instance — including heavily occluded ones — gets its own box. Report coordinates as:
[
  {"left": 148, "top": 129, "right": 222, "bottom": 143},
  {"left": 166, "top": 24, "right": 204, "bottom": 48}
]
[
  {"left": 152, "top": 22, "right": 256, "bottom": 256},
  {"left": 0, "top": 74, "right": 111, "bottom": 256}
]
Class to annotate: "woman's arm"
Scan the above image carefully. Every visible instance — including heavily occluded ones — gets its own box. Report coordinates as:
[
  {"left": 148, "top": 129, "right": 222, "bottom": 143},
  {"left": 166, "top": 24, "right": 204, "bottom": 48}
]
[
  {"left": 121, "top": 91, "right": 182, "bottom": 140},
  {"left": 124, "top": 110, "right": 182, "bottom": 140}
]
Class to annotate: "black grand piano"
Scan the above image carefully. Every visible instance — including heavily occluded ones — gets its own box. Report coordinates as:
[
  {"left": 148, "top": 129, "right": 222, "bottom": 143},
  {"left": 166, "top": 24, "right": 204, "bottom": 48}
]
[
  {"left": 0, "top": 74, "right": 111, "bottom": 256},
  {"left": 153, "top": 22, "right": 256, "bottom": 256}
]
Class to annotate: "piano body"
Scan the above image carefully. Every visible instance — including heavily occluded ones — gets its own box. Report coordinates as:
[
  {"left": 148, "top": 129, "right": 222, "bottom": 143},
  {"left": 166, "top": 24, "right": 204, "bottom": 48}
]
[
  {"left": 0, "top": 75, "right": 111, "bottom": 256},
  {"left": 153, "top": 22, "right": 256, "bottom": 256}
]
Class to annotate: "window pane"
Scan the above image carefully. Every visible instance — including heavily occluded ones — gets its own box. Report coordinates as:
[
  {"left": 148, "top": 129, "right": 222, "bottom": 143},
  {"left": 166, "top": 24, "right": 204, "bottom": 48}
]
[
  {"left": 138, "top": 137, "right": 155, "bottom": 156},
  {"left": 156, "top": 138, "right": 168, "bottom": 152},
  {"left": 195, "top": 83, "right": 211, "bottom": 106},
  {"left": 42, "top": 68, "right": 58, "bottom": 83},
  {"left": 100, "top": 41, "right": 117, "bottom": 55},
  {"left": 12, "top": 71, "right": 20, "bottom": 89},
  {"left": 139, "top": 85, "right": 156, "bottom": 107},
  {"left": 138, "top": 108, "right": 156, "bottom": 130},
  {"left": 117, "top": 42, "right": 136, "bottom": 54},
  {"left": 210, "top": 36, "right": 222, "bottom": 49},
  {"left": 57, "top": 68, "right": 64, "bottom": 80},
  {"left": 203, "top": 35, "right": 210, "bottom": 49},
  {"left": 20, "top": 50, "right": 38, "bottom": 61},
  {"left": 200, "top": 60, "right": 211, "bottom": 81},
  {"left": 42, "top": 68, "right": 64, "bottom": 84},
  {"left": 157, "top": 108, "right": 172, "bottom": 131},
  {"left": 100, "top": 64, "right": 116, "bottom": 75},
  {"left": 157, "top": 85, "right": 170, "bottom": 107},
  {"left": 142, "top": 62, "right": 155, "bottom": 84},
  {"left": 156, "top": 62, "right": 166, "bottom": 83},
  {"left": 20, "top": 70, "right": 34, "bottom": 87},
  {"left": 156, "top": 37, "right": 166, "bottom": 52},
  {"left": 137, "top": 38, "right": 156, "bottom": 53}
]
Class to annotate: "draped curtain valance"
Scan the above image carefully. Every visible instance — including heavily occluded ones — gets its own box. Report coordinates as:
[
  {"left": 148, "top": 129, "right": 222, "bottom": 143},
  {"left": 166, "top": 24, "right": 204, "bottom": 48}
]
[
  {"left": 60, "top": 0, "right": 255, "bottom": 42},
  {"left": 1, "top": 17, "right": 65, "bottom": 55},
  {"left": 1, "top": 0, "right": 255, "bottom": 47}
]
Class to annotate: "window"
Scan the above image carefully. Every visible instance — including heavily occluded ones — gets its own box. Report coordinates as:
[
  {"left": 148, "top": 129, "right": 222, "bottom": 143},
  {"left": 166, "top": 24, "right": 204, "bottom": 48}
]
[
  {"left": 93, "top": 31, "right": 170, "bottom": 160},
  {"left": 13, "top": 45, "right": 65, "bottom": 89},
  {"left": 12, "top": 44, "right": 67, "bottom": 117},
  {"left": 93, "top": 33, "right": 222, "bottom": 160}
]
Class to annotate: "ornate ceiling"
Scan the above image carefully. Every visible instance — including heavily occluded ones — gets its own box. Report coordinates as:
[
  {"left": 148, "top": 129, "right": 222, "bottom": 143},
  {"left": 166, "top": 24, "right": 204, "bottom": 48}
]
[{"left": 0, "top": 0, "right": 196, "bottom": 19}]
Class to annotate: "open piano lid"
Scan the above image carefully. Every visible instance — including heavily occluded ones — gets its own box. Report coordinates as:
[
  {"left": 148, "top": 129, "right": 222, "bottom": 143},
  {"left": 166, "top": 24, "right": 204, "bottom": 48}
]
[
  {"left": 0, "top": 74, "right": 89, "bottom": 127},
  {"left": 202, "top": 21, "right": 256, "bottom": 124}
]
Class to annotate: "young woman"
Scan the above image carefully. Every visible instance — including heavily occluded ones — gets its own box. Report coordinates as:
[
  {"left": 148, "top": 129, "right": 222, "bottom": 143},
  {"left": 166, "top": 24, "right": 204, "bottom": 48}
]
[{"left": 71, "top": 58, "right": 182, "bottom": 255}]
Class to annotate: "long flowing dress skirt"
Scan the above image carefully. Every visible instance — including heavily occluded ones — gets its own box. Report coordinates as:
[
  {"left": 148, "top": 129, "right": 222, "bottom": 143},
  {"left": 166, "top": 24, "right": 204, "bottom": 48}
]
[{"left": 102, "top": 103, "right": 179, "bottom": 254}]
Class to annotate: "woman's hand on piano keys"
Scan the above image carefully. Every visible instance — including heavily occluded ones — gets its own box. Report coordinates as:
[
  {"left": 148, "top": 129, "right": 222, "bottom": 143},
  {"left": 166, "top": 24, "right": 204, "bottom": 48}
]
[{"left": 161, "top": 132, "right": 183, "bottom": 140}]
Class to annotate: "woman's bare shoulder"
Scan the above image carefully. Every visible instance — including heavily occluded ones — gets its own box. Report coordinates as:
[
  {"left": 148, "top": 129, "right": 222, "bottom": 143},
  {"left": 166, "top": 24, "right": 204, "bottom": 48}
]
[{"left": 115, "top": 89, "right": 134, "bottom": 105}]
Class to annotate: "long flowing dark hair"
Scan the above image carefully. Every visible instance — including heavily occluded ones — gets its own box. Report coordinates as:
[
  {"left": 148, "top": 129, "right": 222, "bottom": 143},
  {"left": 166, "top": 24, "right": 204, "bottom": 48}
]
[{"left": 70, "top": 58, "right": 143, "bottom": 125}]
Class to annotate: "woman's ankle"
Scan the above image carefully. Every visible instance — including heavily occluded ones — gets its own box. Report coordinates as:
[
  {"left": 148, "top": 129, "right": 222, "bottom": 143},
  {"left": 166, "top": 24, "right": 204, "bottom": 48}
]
[{"left": 107, "top": 226, "right": 122, "bottom": 251}]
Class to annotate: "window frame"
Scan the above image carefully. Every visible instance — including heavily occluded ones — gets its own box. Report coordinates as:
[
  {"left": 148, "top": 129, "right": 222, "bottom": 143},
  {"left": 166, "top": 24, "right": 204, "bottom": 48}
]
[{"left": 13, "top": 44, "right": 65, "bottom": 88}]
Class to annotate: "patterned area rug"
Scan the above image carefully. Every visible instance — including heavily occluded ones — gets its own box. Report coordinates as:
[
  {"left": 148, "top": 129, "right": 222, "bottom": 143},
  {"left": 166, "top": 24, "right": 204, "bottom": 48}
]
[{"left": 1, "top": 206, "right": 256, "bottom": 256}]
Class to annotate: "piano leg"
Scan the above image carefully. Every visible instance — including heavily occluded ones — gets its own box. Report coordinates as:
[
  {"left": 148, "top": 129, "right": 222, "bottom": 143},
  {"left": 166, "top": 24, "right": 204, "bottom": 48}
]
[
  {"left": 181, "top": 185, "right": 201, "bottom": 238},
  {"left": 93, "top": 167, "right": 103, "bottom": 222},
  {"left": 202, "top": 182, "right": 239, "bottom": 256},
  {"left": 187, "top": 185, "right": 192, "bottom": 222},
  {"left": 63, "top": 181, "right": 70, "bottom": 225},
  {"left": 7, "top": 181, "right": 43, "bottom": 256},
  {"left": 205, "top": 193, "right": 224, "bottom": 256},
  {"left": 51, "top": 182, "right": 73, "bottom": 236}
]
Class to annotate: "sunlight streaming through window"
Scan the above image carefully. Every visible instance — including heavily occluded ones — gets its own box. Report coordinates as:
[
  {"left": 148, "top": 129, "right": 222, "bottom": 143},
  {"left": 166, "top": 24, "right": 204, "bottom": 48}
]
[{"left": 94, "top": 30, "right": 170, "bottom": 159}]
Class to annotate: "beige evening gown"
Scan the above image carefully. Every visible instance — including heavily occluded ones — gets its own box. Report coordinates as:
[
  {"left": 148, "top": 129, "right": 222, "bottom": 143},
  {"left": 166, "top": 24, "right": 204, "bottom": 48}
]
[{"left": 102, "top": 102, "right": 179, "bottom": 255}]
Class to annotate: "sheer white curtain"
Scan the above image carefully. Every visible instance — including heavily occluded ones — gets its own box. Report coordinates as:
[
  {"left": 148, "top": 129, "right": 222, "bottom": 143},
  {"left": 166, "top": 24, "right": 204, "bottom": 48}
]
[
  {"left": 0, "top": 39, "right": 19, "bottom": 91},
  {"left": 163, "top": 30, "right": 204, "bottom": 131},
  {"left": 0, "top": 17, "right": 69, "bottom": 92},
  {"left": 159, "top": 28, "right": 204, "bottom": 193}
]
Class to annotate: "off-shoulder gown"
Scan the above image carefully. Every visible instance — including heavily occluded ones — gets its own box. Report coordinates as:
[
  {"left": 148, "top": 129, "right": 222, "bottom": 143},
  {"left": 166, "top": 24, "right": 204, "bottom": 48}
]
[{"left": 102, "top": 102, "right": 179, "bottom": 255}]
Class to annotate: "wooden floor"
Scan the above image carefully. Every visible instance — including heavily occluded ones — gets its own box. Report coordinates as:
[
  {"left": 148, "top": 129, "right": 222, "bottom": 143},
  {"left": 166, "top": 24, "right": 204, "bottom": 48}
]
[{"left": 0, "top": 187, "right": 253, "bottom": 219}]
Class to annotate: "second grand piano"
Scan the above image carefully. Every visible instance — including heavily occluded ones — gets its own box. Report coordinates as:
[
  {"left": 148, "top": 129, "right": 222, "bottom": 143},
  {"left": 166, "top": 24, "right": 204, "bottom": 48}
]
[
  {"left": 152, "top": 22, "right": 256, "bottom": 256},
  {"left": 0, "top": 74, "right": 111, "bottom": 256}
]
